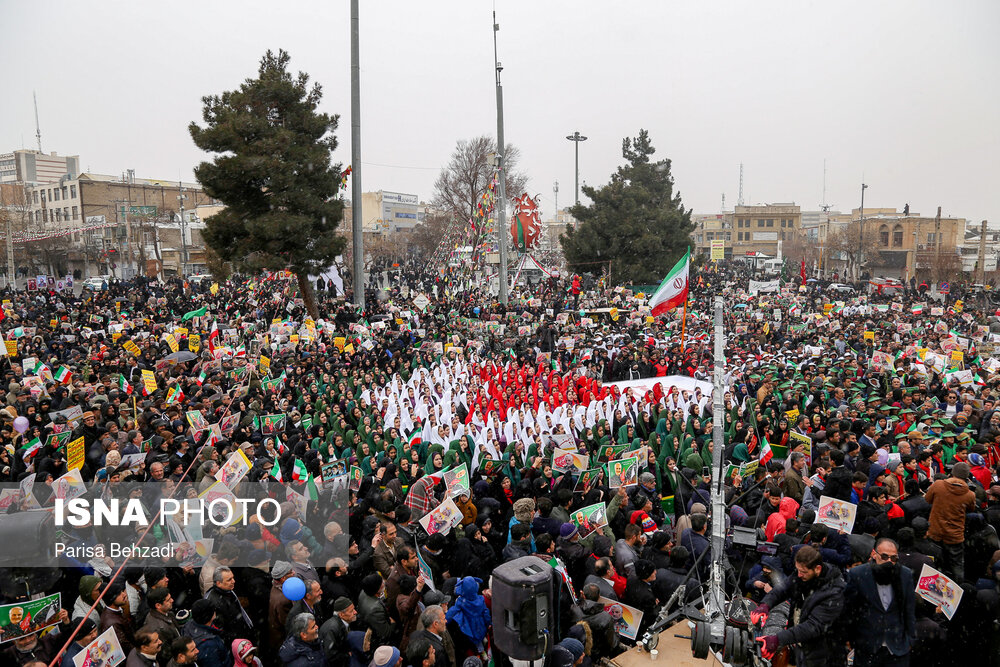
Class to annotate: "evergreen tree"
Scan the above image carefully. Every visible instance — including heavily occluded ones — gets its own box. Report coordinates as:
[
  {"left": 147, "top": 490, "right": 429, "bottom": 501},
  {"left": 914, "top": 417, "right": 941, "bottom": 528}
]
[
  {"left": 561, "top": 130, "right": 693, "bottom": 284},
  {"left": 189, "top": 49, "right": 344, "bottom": 318}
]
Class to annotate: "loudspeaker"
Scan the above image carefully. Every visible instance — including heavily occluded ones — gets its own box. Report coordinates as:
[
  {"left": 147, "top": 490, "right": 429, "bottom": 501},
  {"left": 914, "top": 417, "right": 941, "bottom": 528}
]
[{"left": 491, "top": 556, "right": 554, "bottom": 661}]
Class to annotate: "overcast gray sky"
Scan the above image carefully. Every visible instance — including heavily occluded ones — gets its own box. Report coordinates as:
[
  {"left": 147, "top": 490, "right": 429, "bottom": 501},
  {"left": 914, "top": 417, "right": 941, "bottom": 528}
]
[{"left": 2, "top": 0, "right": 997, "bottom": 225}]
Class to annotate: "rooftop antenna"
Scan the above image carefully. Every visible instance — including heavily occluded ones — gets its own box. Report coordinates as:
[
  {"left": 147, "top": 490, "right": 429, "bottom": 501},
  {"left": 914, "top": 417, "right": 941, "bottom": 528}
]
[
  {"left": 822, "top": 158, "right": 827, "bottom": 209},
  {"left": 737, "top": 163, "right": 744, "bottom": 206},
  {"left": 721, "top": 193, "right": 726, "bottom": 212},
  {"left": 553, "top": 180, "right": 559, "bottom": 214},
  {"left": 33, "top": 91, "right": 42, "bottom": 152}
]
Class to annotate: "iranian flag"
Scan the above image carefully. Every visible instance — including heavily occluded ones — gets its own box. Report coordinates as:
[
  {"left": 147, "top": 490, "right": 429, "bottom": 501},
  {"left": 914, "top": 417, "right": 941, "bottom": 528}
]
[
  {"left": 196, "top": 369, "right": 207, "bottom": 386},
  {"left": 54, "top": 365, "right": 72, "bottom": 383},
  {"left": 759, "top": 435, "right": 773, "bottom": 465},
  {"left": 408, "top": 426, "right": 423, "bottom": 448},
  {"left": 165, "top": 385, "right": 185, "bottom": 405},
  {"left": 118, "top": 374, "right": 132, "bottom": 395},
  {"left": 21, "top": 436, "right": 42, "bottom": 462},
  {"left": 207, "top": 320, "right": 219, "bottom": 354},
  {"left": 649, "top": 248, "right": 690, "bottom": 316},
  {"left": 911, "top": 304, "right": 925, "bottom": 315},
  {"left": 270, "top": 459, "right": 283, "bottom": 482},
  {"left": 292, "top": 458, "right": 308, "bottom": 483}
]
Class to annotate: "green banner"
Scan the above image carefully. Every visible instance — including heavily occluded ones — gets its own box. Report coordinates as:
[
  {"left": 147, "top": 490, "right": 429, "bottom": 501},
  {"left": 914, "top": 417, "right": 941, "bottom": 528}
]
[{"left": 0, "top": 593, "right": 61, "bottom": 644}]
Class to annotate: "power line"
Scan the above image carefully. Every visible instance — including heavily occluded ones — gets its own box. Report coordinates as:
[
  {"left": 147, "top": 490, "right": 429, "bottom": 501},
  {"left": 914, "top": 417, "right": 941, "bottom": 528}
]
[{"left": 361, "top": 161, "right": 441, "bottom": 171}]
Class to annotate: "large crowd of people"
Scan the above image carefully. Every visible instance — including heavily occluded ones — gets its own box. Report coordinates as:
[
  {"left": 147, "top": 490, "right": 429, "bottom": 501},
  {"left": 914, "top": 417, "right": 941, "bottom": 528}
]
[{"left": 0, "top": 259, "right": 998, "bottom": 667}]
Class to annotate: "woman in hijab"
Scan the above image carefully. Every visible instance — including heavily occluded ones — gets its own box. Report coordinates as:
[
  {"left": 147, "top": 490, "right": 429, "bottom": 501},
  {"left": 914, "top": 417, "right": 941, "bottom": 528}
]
[{"left": 446, "top": 576, "right": 492, "bottom": 658}]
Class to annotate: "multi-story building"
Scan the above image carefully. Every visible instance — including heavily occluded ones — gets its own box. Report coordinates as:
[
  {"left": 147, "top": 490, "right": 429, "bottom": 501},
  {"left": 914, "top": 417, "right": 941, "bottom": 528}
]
[
  {"left": 20, "top": 172, "right": 215, "bottom": 279},
  {"left": 541, "top": 208, "right": 577, "bottom": 255},
  {"left": 0, "top": 150, "right": 80, "bottom": 185},
  {"left": 730, "top": 204, "right": 802, "bottom": 259},
  {"left": 692, "top": 213, "right": 733, "bottom": 259}
]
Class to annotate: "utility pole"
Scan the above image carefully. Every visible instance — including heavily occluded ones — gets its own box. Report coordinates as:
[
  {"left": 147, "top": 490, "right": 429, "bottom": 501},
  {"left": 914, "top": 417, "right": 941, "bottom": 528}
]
[
  {"left": 351, "top": 0, "right": 365, "bottom": 312},
  {"left": 978, "top": 219, "right": 987, "bottom": 285},
  {"left": 858, "top": 183, "right": 868, "bottom": 281},
  {"left": 566, "top": 131, "right": 587, "bottom": 206},
  {"left": 707, "top": 294, "right": 727, "bottom": 639},
  {"left": 33, "top": 91, "right": 42, "bottom": 153},
  {"left": 178, "top": 183, "right": 187, "bottom": 278},
  {"left": 494, "top": 12, "right": 509, "bottom": 305},
  {"left": 4, "top": 204, "right": 14, "bottom": 288},
  {"left": 934, "top": 206, "right": 942, "bottom": 283}
]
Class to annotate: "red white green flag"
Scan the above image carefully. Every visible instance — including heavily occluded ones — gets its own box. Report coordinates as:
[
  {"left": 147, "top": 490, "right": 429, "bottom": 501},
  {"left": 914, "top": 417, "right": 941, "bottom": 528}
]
[{"left": 650, "top": 248, "right": 690, "bottom": 316}]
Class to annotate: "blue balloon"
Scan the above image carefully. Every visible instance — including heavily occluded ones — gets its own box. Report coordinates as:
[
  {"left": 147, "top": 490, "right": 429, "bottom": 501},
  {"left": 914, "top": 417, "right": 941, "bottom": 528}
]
[
  {"left": 473, "top": 307, "right": 481, "bottom": 315},
  {"left": 282, "top": 576, "right": 306, "bottom": 602}
]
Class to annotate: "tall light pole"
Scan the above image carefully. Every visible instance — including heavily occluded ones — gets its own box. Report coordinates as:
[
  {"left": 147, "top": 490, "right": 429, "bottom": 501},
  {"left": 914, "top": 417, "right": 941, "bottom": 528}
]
[
  {"left": 858, "top": 182, "right": 868, "bottom": 281},
  {"left": 566, "top": 131, "right": 587, "bottom": 205},
  {"left": 493, "top": 12, "right": 509, "bottom": 305},
  {"left": 350, "top": 0, "right": 365, "bottom": 311},
  {"left": 178, "top": 183, "right": 187, "bottom": 278}
]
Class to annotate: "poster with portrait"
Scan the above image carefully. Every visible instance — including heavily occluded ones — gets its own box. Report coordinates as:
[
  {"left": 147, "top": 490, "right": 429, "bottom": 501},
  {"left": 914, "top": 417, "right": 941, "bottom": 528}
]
[
  {"left": 598, "top": 597, "right": 643, "bottom": 641},
  {"left": 443, "top": 464, "right": 470, "bottom": 498},
  {"left": 349, "top": 465, "right": 363, "bottom": 492},
  {"left": 53, "top": 468, "right": 87, "bottom": 502},
  {"left": 415, "top": 540, "right": 437, "bottom": 592},
  {"left": 477, "top": 459, "right": 505, "bottom": 476},
  {"left": 260, "top": 414, "right": 286, "bottom": 435},
  {"left": 219, "top": 412, "right": 242, "bottom": 436},
  {"left": 321, "top": 458, "right": 349, "bottom": 482},
  {"left": 118, "top": 453, "right": 147, "bottom": 475},
  {"left": 172, "top": 538, "right": 214, "bottom": 569},
  {"left": 916, "top": 564, "right": 963, "bottom": 620},
  {"left": 574, "top": 468, "right": 602, "bottom": 494},
  {"left": 217, "top": 449, "right": 252, "bottom": 489},
  {"left": 552, "top": 448, "right": 588, "bottom": 473},
  {"left": 0, "top": 593, "right": 61, "bottom": 644},
  {"left": 605, "top": 456, "right": 640, "bottom": 489},
  {"left": 815, "top": 496, "right": 857, "bottom": 534},
  {"left": 73, "top": 627, "right": 126, "bottom": 667},
  {"left": 570, "top": 502, "right": 608, "bottom": 539},
  {"left": 418, "top": 496, "right": 462, "bottom": 536},
  {"left": 198, "top": 481, "right": 243, "bottom": 525},
  {"left": 186, "top": 410, "right": 208, "bottom": 431}
]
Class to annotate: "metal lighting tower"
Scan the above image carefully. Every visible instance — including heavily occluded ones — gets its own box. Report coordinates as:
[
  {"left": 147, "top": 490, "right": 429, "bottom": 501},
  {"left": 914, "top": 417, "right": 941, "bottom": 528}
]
[
  {"left": 351, "top": 0, "right": 364, "bottom": 311},
  {"left": 493, "top": 12, "right": 509, "bottom": 305},
  {"left": 858, "top": 182, "right": 868, "bottom": 280},
  {"left": 566, "top": 131, "right": 587, "bottom": 205},
  {"left": 178, "top": 183, "right": 187, "bottom": 277}
]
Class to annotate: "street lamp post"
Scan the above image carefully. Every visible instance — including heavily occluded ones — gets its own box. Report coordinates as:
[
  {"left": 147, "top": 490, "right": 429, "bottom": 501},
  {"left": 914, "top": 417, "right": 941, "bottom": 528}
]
[
  {"left": 858, "top": 182, "right": 868, "bottom": 281},
  {"left": 566, "top": 131, "right": 587, "bottom": 206}
]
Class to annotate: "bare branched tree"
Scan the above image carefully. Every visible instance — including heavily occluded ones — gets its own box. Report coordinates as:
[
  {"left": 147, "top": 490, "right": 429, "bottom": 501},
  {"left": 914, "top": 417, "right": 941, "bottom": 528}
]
[{"left": 432, "top": 135, "right": 529, "bottom": 256}]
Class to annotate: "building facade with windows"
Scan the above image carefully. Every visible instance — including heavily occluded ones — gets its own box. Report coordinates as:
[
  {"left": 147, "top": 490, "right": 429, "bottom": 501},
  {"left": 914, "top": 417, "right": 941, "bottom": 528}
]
[
  {"left": 730, "top": 204, "right": 802, "bottom": 258},
  {"left": 0, "top": 150, "right": 80, "bottom": 185}
]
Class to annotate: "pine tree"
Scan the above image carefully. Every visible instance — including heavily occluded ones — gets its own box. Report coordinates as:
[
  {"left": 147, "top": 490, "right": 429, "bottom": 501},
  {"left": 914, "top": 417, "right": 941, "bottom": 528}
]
[
  {"left": 560, "top": 130, "right": 693, "bottom": 285},
  {"left": 189, "top": 49, "right": 345, "bottom": 318}
]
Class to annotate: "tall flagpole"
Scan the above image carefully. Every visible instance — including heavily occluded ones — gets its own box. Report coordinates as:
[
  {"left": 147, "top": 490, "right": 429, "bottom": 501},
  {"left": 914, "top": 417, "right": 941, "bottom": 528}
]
[{"left": 680, "top": 298, "right": 688, "bottom": 349}]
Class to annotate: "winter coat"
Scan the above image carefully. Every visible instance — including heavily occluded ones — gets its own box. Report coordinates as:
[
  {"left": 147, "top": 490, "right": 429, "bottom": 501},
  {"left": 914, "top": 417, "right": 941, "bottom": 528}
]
[
  {"left": 278, "top": 634, "right": 327, "bottom": 667},
  {"left": 760, "top": 564, "right": 847, "bottom": 667},
  {"left": 925, "top": 477, "right": 976, "bottom": 544},
  {"left": 765, "top": 497, "right": 800, "bottom": 542},
  {"left": 183, "top": 621, "right": 231, "bottom": 667}
]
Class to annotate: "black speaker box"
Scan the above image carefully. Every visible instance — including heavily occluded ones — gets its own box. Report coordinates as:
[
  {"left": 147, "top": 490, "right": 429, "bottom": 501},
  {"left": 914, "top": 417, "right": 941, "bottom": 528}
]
[{"left": 491, "top": 556, "right": 554, "bottom": 661}]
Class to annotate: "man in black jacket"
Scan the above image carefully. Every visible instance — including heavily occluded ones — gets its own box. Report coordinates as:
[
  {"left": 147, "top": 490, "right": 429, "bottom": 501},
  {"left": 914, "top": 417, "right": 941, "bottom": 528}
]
[
  {"left": 203, "top": 566, "right": 253, "bottom": 647},
  {"left": 571, "top": 584, "right": 620, "bottom": 660},
  {"left": 822, "top": 449, "right": 854, "bottom": 502},
  {"left": 844, "top": 538, "right": 916, "bottom": 667},
  {"left": 752, "top": 545, "right": 847, "bottom": 667}
]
